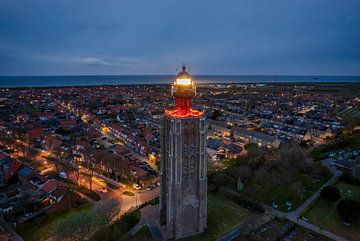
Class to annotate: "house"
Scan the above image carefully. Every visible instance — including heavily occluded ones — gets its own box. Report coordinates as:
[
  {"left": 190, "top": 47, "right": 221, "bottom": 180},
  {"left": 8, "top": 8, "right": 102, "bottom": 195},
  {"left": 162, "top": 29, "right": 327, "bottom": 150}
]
[
  {"left": 17, "top": 165, "right": 34, "bottom": 184},
  {"left": 41, "top": 180, "right": 59, "bottom": 194},
  {"left": 0, "top": 193, "right": 12, "bottom": 214},
  {"left": 207, "top": 137, "right": 244, "bottom": 159},
  {"left": 2, "top": 159, "right": 22, "bottom": 184},
  {"left": 129, "top": 165, "right": 147, "bottom": 183},
  {"left": 48, "top": 186, "right": 81, "bottom": 210},
  {"left": 332, "top": 159, "right": 360, "bottom": 175},
  {"left": 115, "top": 145, "right": 131, "bottom": 156},
  {"left": 0, "top": 151, "right": 11, "bottom": 169},
  {"left": 26, "top": 128, "right": 44, "bottom": 141},
  {"left": 41, "top": 135, "right": 62, "bottom": 151},
  {"left": 208, "top": 120, "right": 231, "bottom": 137},
  {"left": 233, "top": 128, "right": 280, "bottom": 149},
  {"left": 29, "top": 174, "right": 47, "bottom": 189},
  {"left": 59, "top": 119, "right": 77, "bottom": 129}
]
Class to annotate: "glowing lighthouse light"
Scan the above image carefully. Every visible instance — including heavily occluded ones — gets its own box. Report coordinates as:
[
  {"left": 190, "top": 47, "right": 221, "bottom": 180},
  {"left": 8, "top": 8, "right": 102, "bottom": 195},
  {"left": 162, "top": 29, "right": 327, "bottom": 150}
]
[
  {"left": 176, "top": 78, "right": 192, "bottom": 85},
  {"left": 165, "top": 66, "right": 203, "bottom": 118}
]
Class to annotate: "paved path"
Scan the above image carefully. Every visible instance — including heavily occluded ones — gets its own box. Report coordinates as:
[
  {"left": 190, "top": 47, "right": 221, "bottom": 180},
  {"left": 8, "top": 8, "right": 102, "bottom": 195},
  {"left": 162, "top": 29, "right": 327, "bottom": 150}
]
[
  {"left": 268, "top": 160, "right": 348, "bottom": 241},
  {"left": 72, "top": 189, "right": 96, "bottom": 204},
  {"left": 218, "top": 213, "right": 274, "bottom": 241},
  {"left": 148, "top": 225, "right": 164, "bottom": 241},
  {"left": 128, "top": 205, "right": 165, "bottom": 241},
  {"left": 221, "top": 159, "right": 348, "bottom": 241},
  {"left": 292, "top": 219, "right": 349, "bottom": 241},
  {"left": 0, "top": 217, "right": 24, "bottom": 241},
  {"left": 286, "top": 173, "right": 339, "bottom": 220}
]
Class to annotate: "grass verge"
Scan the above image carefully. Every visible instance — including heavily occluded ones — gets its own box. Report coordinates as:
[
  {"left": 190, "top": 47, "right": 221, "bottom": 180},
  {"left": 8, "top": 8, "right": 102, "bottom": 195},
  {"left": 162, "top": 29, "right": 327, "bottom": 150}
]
[
  {"left": 17, "top": 203, "right": 92, "bottom": 241},
  {"left": 181, "top": 193, "right": 253, "bottom": 241},
  {"left": 127, "top": 225, "right": 154, "bottom": 241}
]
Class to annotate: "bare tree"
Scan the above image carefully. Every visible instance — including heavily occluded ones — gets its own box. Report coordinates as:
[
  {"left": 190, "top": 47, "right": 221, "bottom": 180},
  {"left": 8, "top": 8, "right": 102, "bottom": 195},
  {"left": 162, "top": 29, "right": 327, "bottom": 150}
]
[
  {"left": 93, "top": 199, "right": 120, "bottom": 226},
  {"left": 289, "top": 181, "right": 305, "bottom": 199},
  {"left": 84, "top": 153, "right": 95, "bottom": 191},
  {"left": 275, "top": 143, "right": 312, "bottom": 173},
  {"left": 52, "top": 208, "right": 98, "bottom": 241}
]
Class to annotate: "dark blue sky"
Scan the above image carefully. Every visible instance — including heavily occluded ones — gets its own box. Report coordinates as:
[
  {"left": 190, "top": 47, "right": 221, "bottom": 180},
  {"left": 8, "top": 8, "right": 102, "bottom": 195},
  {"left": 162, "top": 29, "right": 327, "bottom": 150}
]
[{"left": 0, "top": 0, "right": 359, "bottom": 75}]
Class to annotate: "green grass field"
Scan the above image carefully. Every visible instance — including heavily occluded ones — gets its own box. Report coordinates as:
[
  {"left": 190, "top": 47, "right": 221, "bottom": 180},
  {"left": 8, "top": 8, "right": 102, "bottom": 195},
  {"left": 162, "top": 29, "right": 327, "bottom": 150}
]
[
  {"left": 304, "top": 182, "right": 360, "bottom": 241},
  {"left": 181, "top": 193, "right": 253, "bottom": 241},
  {"left": 336, "top": 181, "right": 360, "bottom": 201},
  {"left": 17, "top": 203, "right": 93, "bottom": 241},
  {"left": 243, "top": 174, "right": 328, "bottom": 212},
  {"left": 128, "top": 226, "right": 154, "bottom": 241}
]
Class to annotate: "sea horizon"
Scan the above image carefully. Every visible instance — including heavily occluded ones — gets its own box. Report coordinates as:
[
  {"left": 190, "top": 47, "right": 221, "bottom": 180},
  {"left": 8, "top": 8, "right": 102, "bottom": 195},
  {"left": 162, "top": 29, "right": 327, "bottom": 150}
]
[{"left": 1, "top": 74, "right": 360, "bottom": 88}]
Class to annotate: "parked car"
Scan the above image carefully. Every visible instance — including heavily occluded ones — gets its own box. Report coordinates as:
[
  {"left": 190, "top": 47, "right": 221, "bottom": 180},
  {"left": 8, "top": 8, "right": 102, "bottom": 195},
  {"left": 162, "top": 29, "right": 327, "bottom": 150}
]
[
  {"left": 132, "top": 183, "right": 142, "bottom": 190},
  {"left": 59, "top": 172, "right": 67, "bottom": 179},
  {"left": 146, "top": 184, "right": 156, "bottom": 191},
  {"left": 99, "top": 187, "right": 108, "bottom": 193}
]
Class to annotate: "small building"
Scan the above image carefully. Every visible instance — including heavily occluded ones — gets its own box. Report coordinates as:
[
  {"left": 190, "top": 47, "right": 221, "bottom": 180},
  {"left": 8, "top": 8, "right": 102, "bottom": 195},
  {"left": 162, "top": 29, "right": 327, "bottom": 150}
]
[
  {"left": 59, "top": 119, "right": 77, "bottom": 130},
  {"left": 332, "top": 159, "right": 360, "bottom": 175},
  {"left": 233, "top": 128, "right": 280, "bottom": 148},
  {"left": 41, "top": 135, "right": 62, "bottom": 151}
]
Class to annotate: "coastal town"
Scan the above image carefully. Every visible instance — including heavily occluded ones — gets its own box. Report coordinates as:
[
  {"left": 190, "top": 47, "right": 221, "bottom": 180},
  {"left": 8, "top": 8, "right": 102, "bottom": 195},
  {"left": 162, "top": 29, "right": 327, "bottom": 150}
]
[{"left": 0, "top": 82, "right": 359, "bottom": 241}]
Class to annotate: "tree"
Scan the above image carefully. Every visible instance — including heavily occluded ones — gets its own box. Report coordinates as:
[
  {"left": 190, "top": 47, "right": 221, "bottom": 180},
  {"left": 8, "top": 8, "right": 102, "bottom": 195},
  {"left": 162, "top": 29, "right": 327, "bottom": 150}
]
[
  {"left": 84, "top": 153, "right": 95, "bottom": 191},
  {"left": 289, "top": 182, "right": 305, "bottom": 199},
  {"left": 52, "top": 209, "right": 98, "bottom": 241},
  {"left": 337, "top": 199, "right": 360, "bottom": 222},
  {"left": 93, "top": 199, "right": 120, "bottom": 226},
  {"left": 275, "top": 143, "right": 312, "bottom": 173},
  {"left": 244, "top": 142, "right": 258, "bottom": 150},
  {"left": 209, "top": 109, "right": 222, "bottom": 120},
  {"left": 320, "top": 186, "right": 341, "bottom": 203},
  {"left": 47, "top": 155, "right": 61, "bottom": 174},
  {"left": 49, "top": 147, "right": 68, "bottom": 174},
  {"left": 228, "top": 165, "right": 252, "bottom": 181}
]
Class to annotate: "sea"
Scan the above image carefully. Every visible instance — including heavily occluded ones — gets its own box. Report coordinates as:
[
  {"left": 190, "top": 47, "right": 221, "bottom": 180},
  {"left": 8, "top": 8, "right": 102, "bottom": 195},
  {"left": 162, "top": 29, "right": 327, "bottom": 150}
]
[{"left": 0, "top": 75, "right": 359, "bottom": 88}]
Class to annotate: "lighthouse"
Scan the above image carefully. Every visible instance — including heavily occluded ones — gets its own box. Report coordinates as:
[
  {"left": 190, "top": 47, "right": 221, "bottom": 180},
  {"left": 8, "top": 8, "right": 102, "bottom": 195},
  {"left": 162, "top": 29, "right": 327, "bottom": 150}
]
[{"left": 160, "top": 66, "right": 207, "bottom": 239}]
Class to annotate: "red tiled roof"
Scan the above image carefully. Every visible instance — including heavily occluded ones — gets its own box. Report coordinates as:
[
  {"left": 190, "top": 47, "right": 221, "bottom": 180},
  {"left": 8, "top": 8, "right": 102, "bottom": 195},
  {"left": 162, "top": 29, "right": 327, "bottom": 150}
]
[
  {"left": 35, "top": 112, "right": 55, "bottom": 118},
  {"left": 9, "top": 159, "right": 22, "bottom": 173},
  {"left": 0, "top": 152, "right": 8, "bottom": 161},
  {"left": 115, "top": 145, "right": 131, "bottom": 155},
  {"left": 59, "top": 119, "right": 76, "bottom": 128},
  {"left": 4, "top": 159, "right": 22, "bottom": 180},
  {"left": 27, "top": 128, "right": 44, "bottom": 139},
  {"left": 130, "top": 165, "right": 146, "bottom": 177},
  {"left": 42, "top": 135, "right": 62, "bottom": 149},
  {"left": 41, "top": 180, "right": 58, "bottom": 193}
]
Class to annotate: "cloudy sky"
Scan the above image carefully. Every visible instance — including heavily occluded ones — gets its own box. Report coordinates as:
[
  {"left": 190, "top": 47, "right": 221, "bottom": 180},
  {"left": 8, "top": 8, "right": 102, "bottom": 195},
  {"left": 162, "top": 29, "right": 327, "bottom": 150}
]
[{"left": 0, "top": 0, "right": 359, "bottom": 75}]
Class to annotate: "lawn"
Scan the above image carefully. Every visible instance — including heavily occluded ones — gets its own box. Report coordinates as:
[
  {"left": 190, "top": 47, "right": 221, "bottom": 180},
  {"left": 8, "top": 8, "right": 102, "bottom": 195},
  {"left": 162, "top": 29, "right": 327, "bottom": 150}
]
[
  {"left": 17, "top": 203, "right": 93, "bottom": 241},
  {"left": 123, "top": 190, "right": 135, "bottom": 196},
  {"left": 243, "top": 174, "right": 329, "bottom": 212},
  {"left": 181, "top": 193, "right": 253, "bottom": 241},
  {"left": 303, "top": 182, "right": 360, "bottom": 241},
  {"left": 336, "top": 181, "right": 360, "bottom": 201},
  {"left": 92, "top": 209, "right": 141, "bottom": 241},
  {"left": 128, "top": 225, "right": 154, "bottom": 241}
]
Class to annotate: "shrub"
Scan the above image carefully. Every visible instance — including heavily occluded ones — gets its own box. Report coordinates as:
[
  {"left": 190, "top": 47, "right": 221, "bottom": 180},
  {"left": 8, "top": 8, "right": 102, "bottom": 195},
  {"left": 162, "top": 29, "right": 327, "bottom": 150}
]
[
  {"left": 320, "top": 185, "right": 341, "bottom": 203},
  {"left": 339, "top": 173, "right": 360, "bottom": 187},
  {"left": 122, "top": 191, "right": 135, "bottom": 196},
  {"left": 91, "top": 209, "right": 141, "bottom": 241},
  {"left": 337, "top": 199, "right": 360, "bottom": 222},
  {"left": 218, "top": 187, "right": 264, "bottom": 213}
]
